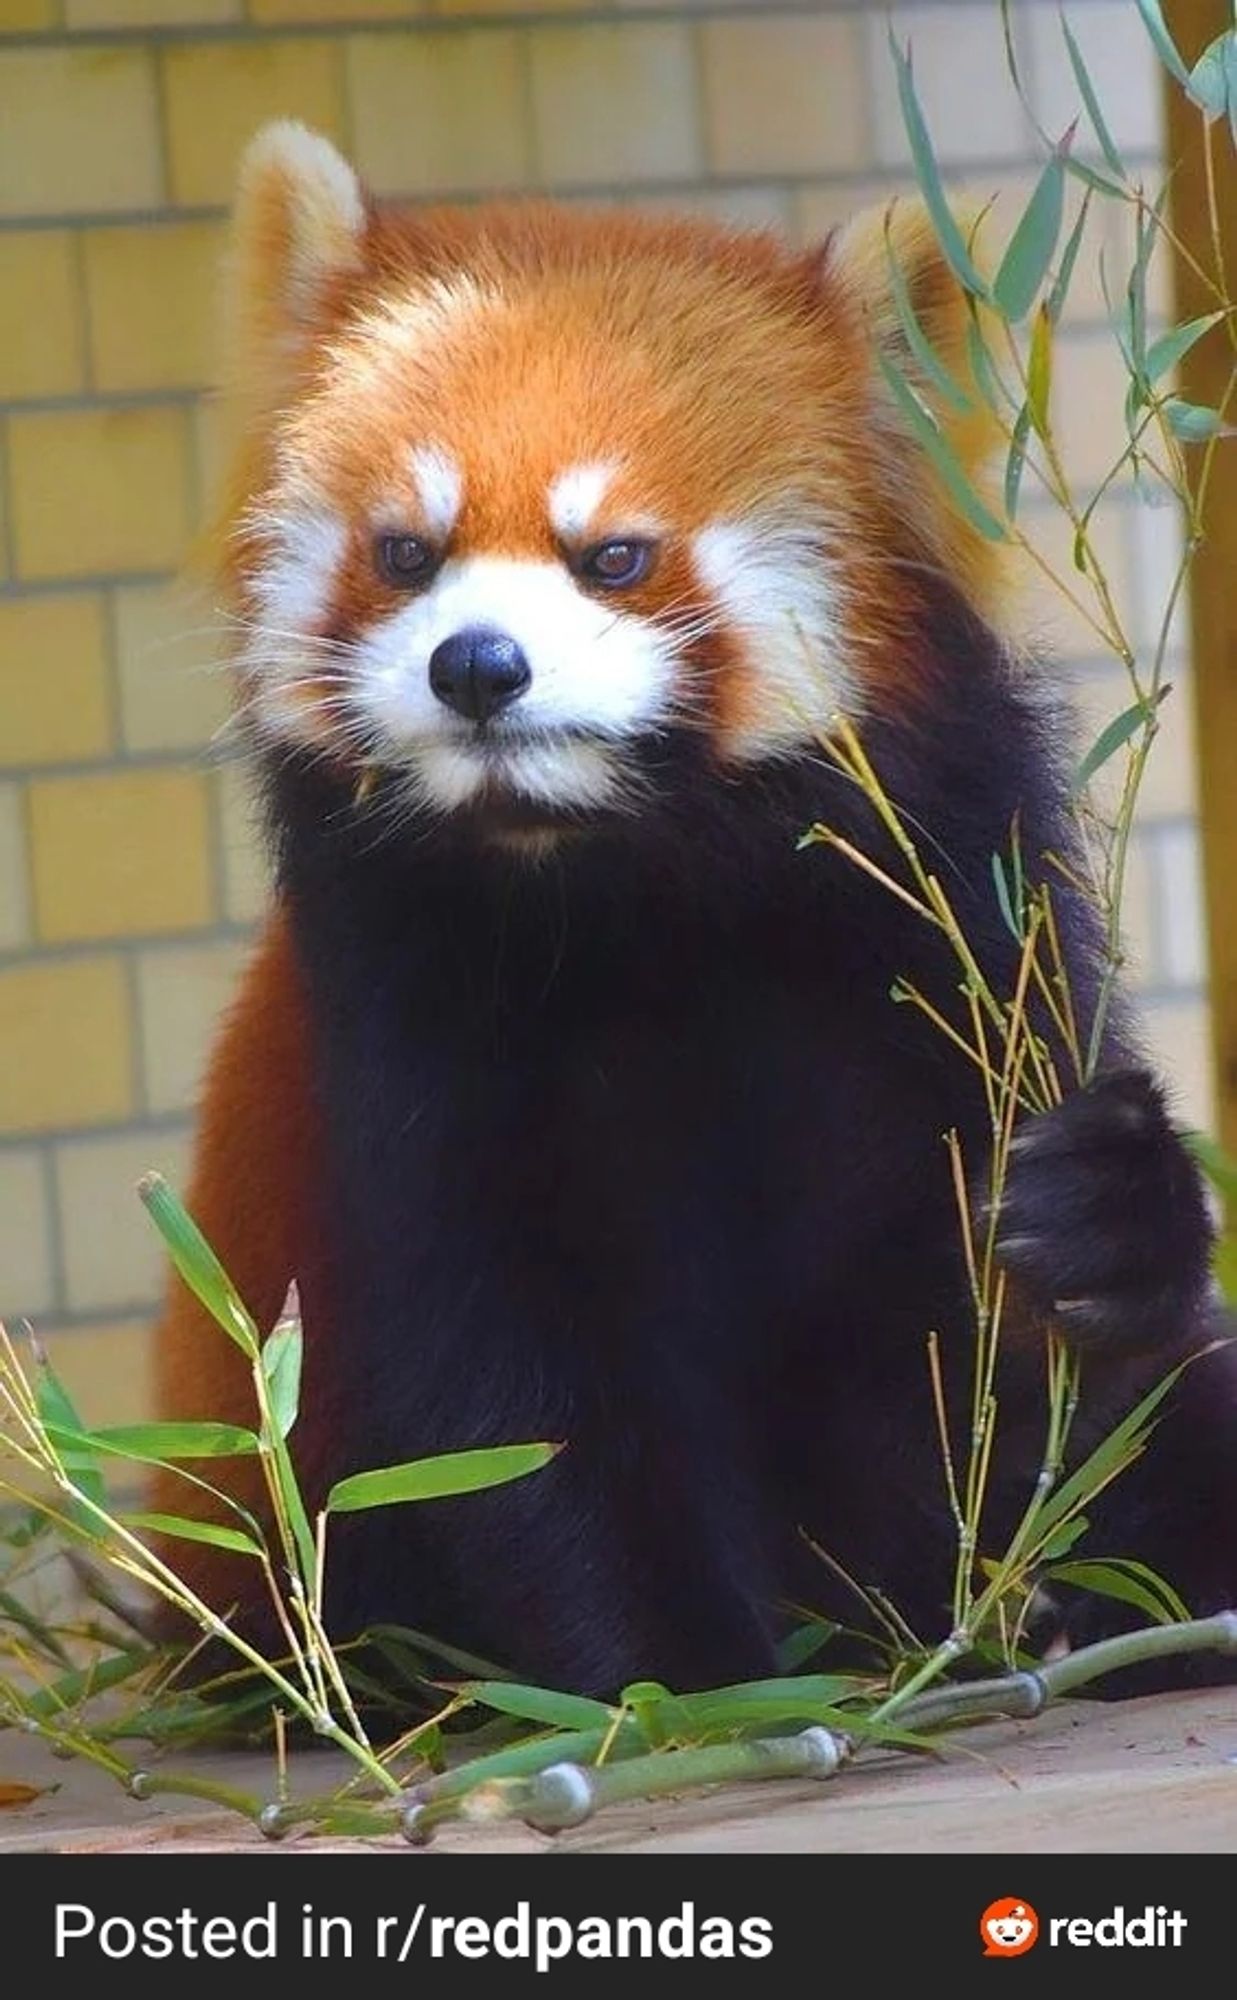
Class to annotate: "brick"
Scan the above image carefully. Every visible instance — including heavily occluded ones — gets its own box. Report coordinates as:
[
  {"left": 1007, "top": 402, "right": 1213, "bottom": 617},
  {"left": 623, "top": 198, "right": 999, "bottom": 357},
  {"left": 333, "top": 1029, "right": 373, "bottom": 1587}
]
[
  {"left": 0, "top": 234, "right": 85, "bottom": 401},
  {"left": 1118, "top": 827, "right": 1158, "bottom": 990},
  {"left": 348, "top": 29, "right": 530, "bottom": 196},
  {"left": 529, "top": 23, "right": 700, "bottom": 188},
  {"left": 1154, "top": 822, "right": 1208, "bottom": 991},
  {"left": 0, "top": 1150, "right": 55, "bottom": 1322},
  {"left": 1127, "top": 493, "right": 1189, "bottom": 659},
  {"left": 1068, "top": 663, "right": 1197, "bottom": 825},
  {"left": 162, "top": 39, "right": 346, "bottom": 208},
  {"left": 1139, "top": 998, "right": 1215, "bottom": 1133},
  {"left": 1015, "top": 500, "right": 1131, "bottom": 665},
  {"left": 215, "top": 761, "right": 270, "bottom": 924},
  {"left": 84, "top": 222, "right": 226, "bottom": 396},
  {"left": 41, "top": 1318, "right": 154, "bottom": 1435},
  {"left": 702, "top": 15, "right": 868, "bottom": 177},
  {"left": 0, "top": 596, "right": 113, "bottom": 766},
  {"left": 0, "top": 782, "right": 30, "bottom": 950},
  {"left": 1025, "top": 0, "right": 1162, "bottom": 161},
  {"left": 29, "top": 769, "right": 215, "bottom": 943},
  {"left": 0, "top": 50, "right": 162, "bottom": 219},
  {"left": 1051, "top": 333, "right": 1137, "bottom": 491},
  {"left": 113, "top": 581, "right": 232, "bottom": 753},
  {"left": 56, "top": 1128, "right": 192, "bottom": 1314},
  {"left": 8, "top": 406, "right": 191, "bottom": 580},
  {"left": 67, "top": 0, "right": 240, "bottom": 20},
  {"left": 0, "top": 957, "right": 133, "bottom": 1134},
  {"left": 136, "top": 938, "right": 246, "bottom": 1114},
  {"left": 866, "top": 4, "right": 1033, "bottom": 168},
  {"left": 254, "top": 0, "right": 423, "bottom": 16}
]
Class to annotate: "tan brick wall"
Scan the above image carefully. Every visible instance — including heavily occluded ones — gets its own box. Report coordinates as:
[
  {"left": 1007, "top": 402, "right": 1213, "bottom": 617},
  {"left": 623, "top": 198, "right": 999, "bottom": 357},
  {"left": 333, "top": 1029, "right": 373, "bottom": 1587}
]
[{"left": 0, "top": 0, "right": 1213, "bottom": 1427}]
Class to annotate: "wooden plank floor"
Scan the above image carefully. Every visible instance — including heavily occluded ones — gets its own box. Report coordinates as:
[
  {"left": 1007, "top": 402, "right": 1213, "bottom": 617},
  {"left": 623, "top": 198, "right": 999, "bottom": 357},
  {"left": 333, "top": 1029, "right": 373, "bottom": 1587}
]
[{"left": 3, "top": 1687, "right": 1237, "bottom": 1853}]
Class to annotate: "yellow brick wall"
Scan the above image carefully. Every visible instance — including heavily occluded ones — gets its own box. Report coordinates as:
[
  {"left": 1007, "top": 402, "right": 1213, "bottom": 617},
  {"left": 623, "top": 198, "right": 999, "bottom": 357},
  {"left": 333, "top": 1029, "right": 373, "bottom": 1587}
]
[{"left": 0, "top": 0, "right": 1213, "bottom": 1430}]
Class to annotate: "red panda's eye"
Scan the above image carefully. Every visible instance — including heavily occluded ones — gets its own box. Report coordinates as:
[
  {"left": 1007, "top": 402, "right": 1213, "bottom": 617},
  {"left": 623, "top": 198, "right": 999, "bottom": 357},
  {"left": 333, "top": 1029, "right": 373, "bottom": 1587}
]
[
  {"left": 578, "top": 539, "right": 656, "bottom": 589},
  {"left": 376, "top": 534, "right": 438, "bottom": 588}
]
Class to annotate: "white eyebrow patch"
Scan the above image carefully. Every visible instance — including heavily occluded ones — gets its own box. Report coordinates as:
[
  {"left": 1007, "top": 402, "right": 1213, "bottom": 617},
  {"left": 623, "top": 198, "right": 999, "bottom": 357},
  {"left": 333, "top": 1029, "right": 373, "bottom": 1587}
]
[
  {"left": 410, "top": 445, "right": 463, "bottom": 538},
  {"left": 548, "top": 460, "right": 619, "bottom": 540}
]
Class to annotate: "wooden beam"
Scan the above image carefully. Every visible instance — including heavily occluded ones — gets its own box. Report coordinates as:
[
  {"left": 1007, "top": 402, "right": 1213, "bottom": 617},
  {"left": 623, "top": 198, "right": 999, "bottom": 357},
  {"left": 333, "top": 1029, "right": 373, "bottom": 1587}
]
[{"left": 1162, "top": 1, "right": 1237, "bottom": 1152}]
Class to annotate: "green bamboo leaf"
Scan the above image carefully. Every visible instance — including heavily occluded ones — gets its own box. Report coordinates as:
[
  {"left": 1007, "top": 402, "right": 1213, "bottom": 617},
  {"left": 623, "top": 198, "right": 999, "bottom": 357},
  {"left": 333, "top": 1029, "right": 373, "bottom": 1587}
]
[
  {"left": 327, "top": 1441, "right": 560, "bottom": 1514},
  {"left": 1146, "top": 312, "right": 1227, "bottom": 386},
  {"left": 1046, "top": 1557, "right": 1188, "bottom": 1626},
  {"left": 1186, "top": 1129, "right": 1237, "bottom": 1204},
  {"left": 120, "top": 1511, "right": 263, "bottom": 1559},
  {"left": 887, "top": 31, "right": 991, "bottom": 299},
  {"left": 991, "top": 851, "right": 1024, "bottom": 942},
  {"left": 1163, "top": 397, "right": 1227, "bottom": 441},
  {"left": 883, "top": 211, "right": 973, "bottom": 413},
  {"left": 1026, "top": 302, "right": 1054, "bottom": 438},
  {"left": 775, "top": 1617, "right": 840, "bottom": 1672},
  {"left": 1060, "top": 14, "right": 1126, "bottom": 178},
  {"left": 1038, "top": 1514, "right": 1089, "bottom": 1561},
  {"left": 993, "top": 143, "right": 1067, "bottom": 321},
  {"left": 462, "top": 1682, "right": 614, "bottom": 1730},
  {"left": 261, "top": 1305, "right": 302, "bottom": 1440},
  {"left": 877, "top": 352, "right": 1008, "bottom": 542},
  {"left": 34, "top": 1360, "right": 105, "bottom": 1515},
  {"left": 1073, "top": 689, "right": 1167, "bottom": 794},
  {"left": 138, "top": 1174, "right": 259, "bottom": 1357},
  {"left": 1186, "top": 29, "right": 1234, "bottom": 118},
  {"left": 1028, "top": 1361, "right": 1189, "bottom": 1548},
  {"left": 1046, "top": 189, "right": 1093, "bottom": 326},
  {"left": 1004, "top": 403, "right": 1033, "bottom": 521},
  {"left": 1214, "top": 1234, "right": 1237, "bottom": 1305},
  {"left": 46, "top": 1419, "right": 261, "bottom": 1462},
  {"left": 1133, "top": 0, "right": 1191, "bottom": 86}
]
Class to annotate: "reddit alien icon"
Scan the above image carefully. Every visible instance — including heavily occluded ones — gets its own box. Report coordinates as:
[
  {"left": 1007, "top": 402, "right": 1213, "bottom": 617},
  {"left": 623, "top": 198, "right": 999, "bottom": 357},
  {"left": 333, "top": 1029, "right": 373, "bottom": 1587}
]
[{"left": 981, "top": 1899, "right": 1039, "bottom": 1957}]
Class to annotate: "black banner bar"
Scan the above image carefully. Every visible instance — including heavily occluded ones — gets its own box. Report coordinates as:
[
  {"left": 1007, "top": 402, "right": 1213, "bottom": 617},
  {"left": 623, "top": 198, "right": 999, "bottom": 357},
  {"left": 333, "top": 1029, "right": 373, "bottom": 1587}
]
[{"left": 0, "top": 1852, "right": 1226, "bottom": 1984}]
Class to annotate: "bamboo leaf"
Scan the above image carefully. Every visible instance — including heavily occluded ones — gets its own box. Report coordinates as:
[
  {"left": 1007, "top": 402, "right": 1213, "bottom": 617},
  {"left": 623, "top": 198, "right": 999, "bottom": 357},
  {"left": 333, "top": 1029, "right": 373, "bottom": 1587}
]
[
  {"left": 1046, "top": 190, "right": 1092, "bottom": 326},
  {"left": 993, "top": 144, "right": 1067, "bottom": 321},
  {"left": 1046, "top": 1557, "right": 1188, "bottom": 1625},
  {"left": 1073, "top": 690, "right": 1167, "bottom": 794},
  {"left": 327, "top": 1442, "right": 560, "bottom": 1514},
  {"left": 1162, "top": 396, "right": 1227, "bottom": 441},
  {"left": 120, "top": 1511, "right": 263, "bottom": 1559},
  {"left": 1133, "top": 0, "right": 1191, "bottom": 87},
  {"left": 1038, "top": 1514, "right": 1089, "bottom": 1561},
  {"left": 1004, "top": 402, "right": 1033, "bottom": 520},
  {"left": 261, "top": 1306, "right": 302, "bottom": 1441},
  {"left": 877, "top": 352, "right": 1008, "bottom": 542},
  {"left": 991, "top": 851, "right": 1024, "bottom": 941},
  {"left": 1028, "top": 1362, "right": 1189, "bottom": 1548},
  {"left": 1060, "top": 14, "right": 1126, "bottom": 178},
  {"left": 461, "top": 1682, "right": 614, "bottom": 1730},
  {"left": 1186, "top": 29, "right": 1235, "bottom": 118},
  {"left": 887, "top": 31, "right": 992, "bottom": 299},
  {"left": 138, "top": 1174, "right": 259, "bottom": 1358},
  {"left": 46, "top": 1419, "right": 261, "bottom": 1462},
  {"left": 1186, "top": 1130, "right": 1237, "bottom": 1204},
  {"left": 34, "top": 1361, "right": 105, "bottom": 1514},
  {"left": 1026, "top": 302, "right": 1054, "bottom": 438},
  {"left": 1146, "top": 312, "right": 1226, "bottom": 386},
  {"left": 883, "top": 210, "right": 974, "bottom": 413}
]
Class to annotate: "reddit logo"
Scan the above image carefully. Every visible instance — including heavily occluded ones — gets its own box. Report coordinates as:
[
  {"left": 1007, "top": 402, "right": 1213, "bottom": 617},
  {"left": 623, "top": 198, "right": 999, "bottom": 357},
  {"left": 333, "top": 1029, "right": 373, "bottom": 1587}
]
[{"left": 981, "top": 1899, "right": 1039, "bottom": 1957}]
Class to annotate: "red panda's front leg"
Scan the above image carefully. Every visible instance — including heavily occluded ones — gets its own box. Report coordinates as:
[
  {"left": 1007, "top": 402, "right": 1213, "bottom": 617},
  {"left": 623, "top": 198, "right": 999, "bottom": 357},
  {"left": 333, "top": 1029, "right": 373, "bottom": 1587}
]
[{"left": 147, "top": 908, "right": 338, "bottom": 1627}]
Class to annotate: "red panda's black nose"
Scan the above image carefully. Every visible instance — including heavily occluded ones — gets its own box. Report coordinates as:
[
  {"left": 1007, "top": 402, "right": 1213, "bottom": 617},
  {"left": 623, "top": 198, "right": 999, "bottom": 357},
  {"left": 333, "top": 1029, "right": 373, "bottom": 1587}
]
[{"left": 428, "top": 627, "right": 531, "bottom": 723}]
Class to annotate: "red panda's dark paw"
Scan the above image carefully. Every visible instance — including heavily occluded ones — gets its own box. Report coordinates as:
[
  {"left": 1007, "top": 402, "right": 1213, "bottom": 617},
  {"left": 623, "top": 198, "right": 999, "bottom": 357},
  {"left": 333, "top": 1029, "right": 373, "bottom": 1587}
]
[{"left": 990, "top": 1068, "right": 1214, "bottom": 1355}]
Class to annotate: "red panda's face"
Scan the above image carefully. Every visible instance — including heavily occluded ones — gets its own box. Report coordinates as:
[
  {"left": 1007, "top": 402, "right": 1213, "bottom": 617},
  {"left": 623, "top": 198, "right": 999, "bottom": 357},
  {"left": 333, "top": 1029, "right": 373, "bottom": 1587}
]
[{"left": 225, "top": 129, "right": 1001, "bottom": 838}]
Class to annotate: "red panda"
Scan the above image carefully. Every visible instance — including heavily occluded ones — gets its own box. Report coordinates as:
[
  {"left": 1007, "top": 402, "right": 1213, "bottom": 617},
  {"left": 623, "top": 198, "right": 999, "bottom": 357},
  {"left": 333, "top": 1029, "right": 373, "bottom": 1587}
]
[{"left": 152, "top": 121, "right": 1233, "bottom": 1695}]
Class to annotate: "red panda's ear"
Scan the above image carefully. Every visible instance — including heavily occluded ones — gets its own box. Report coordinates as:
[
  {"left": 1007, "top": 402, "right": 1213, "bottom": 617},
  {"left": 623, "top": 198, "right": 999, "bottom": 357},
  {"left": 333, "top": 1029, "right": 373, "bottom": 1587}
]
[
  {"left": 224, "top": 121, "right": 367, "bottom": 413},
  {"left": 202, "top": 122, "right": 368, "bottom": 574}
]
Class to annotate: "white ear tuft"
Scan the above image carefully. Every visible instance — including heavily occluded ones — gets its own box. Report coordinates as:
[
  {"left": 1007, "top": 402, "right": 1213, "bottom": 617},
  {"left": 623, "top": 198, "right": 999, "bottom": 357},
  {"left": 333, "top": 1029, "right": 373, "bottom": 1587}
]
[{"left": 232, "top": 120, "right": 367, "bottom": 330}]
